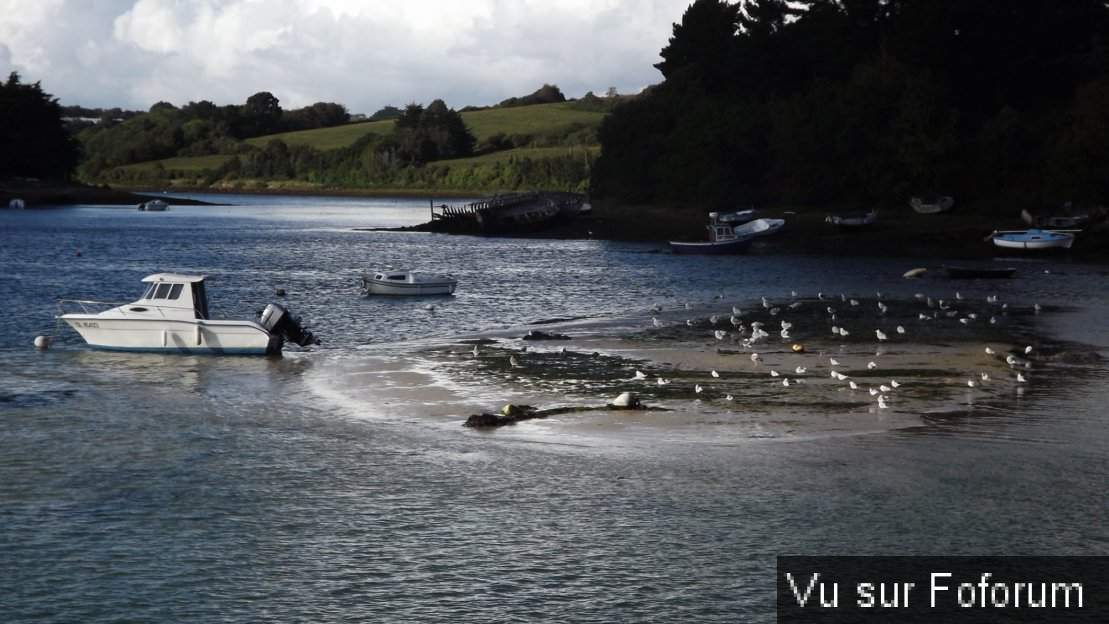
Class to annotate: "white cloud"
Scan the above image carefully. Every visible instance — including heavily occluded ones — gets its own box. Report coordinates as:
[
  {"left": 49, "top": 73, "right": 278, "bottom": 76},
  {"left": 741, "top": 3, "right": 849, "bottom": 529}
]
[{"left": 0, "top": 0, "right": 689, "bottom": 113}]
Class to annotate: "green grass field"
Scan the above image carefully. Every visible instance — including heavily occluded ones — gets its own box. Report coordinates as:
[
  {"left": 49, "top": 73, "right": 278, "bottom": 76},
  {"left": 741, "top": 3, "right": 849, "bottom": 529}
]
[{"left": 121, "top": 101, "right": 607, "bottom": 178}]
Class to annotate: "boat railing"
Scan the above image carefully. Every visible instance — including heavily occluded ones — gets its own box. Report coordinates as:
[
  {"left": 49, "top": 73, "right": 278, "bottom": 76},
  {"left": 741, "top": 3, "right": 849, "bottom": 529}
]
[
  {"left": 57, "top": 299, "right": 124, "bottom": 315},
  {"left": 56, "top": 298, "right": 191, "bottom": 319}
]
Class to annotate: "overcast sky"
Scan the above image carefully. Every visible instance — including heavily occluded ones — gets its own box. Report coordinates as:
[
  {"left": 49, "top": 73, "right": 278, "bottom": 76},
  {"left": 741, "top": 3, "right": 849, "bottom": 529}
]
[{"left": 0, "top": 0, "right": 693, "bottom": 114}]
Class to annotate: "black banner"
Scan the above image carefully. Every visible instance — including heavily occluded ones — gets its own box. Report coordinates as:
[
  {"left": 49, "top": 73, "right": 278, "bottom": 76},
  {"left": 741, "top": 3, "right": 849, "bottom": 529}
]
[{"left": 777, "top": 556, "right": 1108, "bottom": 623}]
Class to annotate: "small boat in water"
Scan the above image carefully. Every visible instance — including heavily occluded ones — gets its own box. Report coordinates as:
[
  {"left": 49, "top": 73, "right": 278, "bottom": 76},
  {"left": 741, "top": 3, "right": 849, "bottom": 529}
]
[
  {"left": 670, "top": 212, "right": 756, "bottom": 255},
  {"left": 361, "top": 269, "right": 458, "bottom": 296},
  {"left": 944, "top": 265, "right": 1017, "bottom": 279},
  {"left": 1021, "top": 203, "right": 1106, "bottom": 228},
  {"left": 910, "top": 195, "right": 954, "bottom": 214},
  {"left": 8, "top": 198, "right": 25, "bottom": 209},
  {"left": 732, "top": 217, "right": 785, "bottom": 237},
  {"left": 138, "top": 199, "right": 169, "bottom": 211},
  {"left": 716, "top": 208, "right": 757, "bottom": 225},
  {"left": 987, "top": 228, "right": 1076, "bottom": 251},
  {"left": 56, "top": 273, "right": 318, "bottom": 355},
  {"left": 826, "top": 209, "right": 877, "bottom": 229}
]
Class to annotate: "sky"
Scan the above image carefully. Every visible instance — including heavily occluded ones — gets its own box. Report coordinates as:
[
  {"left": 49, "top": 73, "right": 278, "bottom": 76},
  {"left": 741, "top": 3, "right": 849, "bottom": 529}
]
[{"left": 0, "top": 0, "right": 693, "bottom": 115}]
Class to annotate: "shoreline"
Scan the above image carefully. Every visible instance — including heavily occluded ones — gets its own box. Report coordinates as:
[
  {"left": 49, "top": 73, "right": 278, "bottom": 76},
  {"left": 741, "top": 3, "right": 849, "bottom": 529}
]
[
  {"left": 6, "top": 182, "right": 1107, "bottom": 262},
  {"left": 313, "top": 291, "right": 1095, "bottom": 444}
]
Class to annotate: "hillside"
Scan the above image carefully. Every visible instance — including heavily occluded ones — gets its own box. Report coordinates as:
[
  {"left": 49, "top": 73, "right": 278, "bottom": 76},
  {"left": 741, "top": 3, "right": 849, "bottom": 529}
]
[{"left": 109, "top": 101, "right": 608, "bottom": 194}]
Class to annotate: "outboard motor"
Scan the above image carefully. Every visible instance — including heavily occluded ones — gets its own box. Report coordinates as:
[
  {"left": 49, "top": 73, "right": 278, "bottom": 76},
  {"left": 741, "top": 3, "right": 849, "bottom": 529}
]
[{"left": 259, "top": 303, "right": 320, "bottom": 347}]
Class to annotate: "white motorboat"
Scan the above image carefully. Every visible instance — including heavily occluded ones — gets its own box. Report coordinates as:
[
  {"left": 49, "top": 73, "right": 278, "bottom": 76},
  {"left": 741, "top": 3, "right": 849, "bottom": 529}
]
[
  {"left": 56, "top": 273, "right": 318, "bottom": 355},
  {"left": 138, "top": 199, "right": 169, "bottom": 211},
  {"left": 361, "top": 269, "right": 458, "bottom": 296},
  {"left": 732, "top": 217, "right": 785, "bottom": 237}
]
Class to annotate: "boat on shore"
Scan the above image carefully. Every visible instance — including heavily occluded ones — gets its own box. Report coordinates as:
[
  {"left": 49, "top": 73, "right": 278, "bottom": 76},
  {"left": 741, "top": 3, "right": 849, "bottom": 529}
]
[
  {"left": 716, "top": 208, "right": 757, "bottom": 225},
  {"left": 1021, "top": 203, "right": 1106, "bottom": 228},
  {"left": 361, "top": 269, "right": 458, "bottom": 296},
  {"left": 826, "top": 209, "right": 877, "bottom": 229},
  {"left": 138, "top": 199, "right": 169, "bottom": 211},
  {"left": 429, "top": 191, "right": 588, "bottom": 233},
  {"left": 910, "top": 195, "right": 954, "bottom": 214},
  {"left": 55, "top": 273, "right": 318, "bottom": 355},
  {"left": 733, "top": 217, "right": 785, "bottom": 237},
  {"left": 944, "top": 265, "right": 1017, "bottom": 279},
  {"left": 987, "top": 228, "right": 1076, "bottom": 251},
  {"left": 670, "top": 212, "right": 756, "bottom": 255}
]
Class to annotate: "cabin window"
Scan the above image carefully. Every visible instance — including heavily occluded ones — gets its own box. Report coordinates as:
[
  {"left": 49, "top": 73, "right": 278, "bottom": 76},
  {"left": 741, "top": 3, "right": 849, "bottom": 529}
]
[
  {"left": 153, "top": 283, "right": 173, "bottom": 299},
  {"left": 142, "top": 284, "right": 156, "bottom": 300},
  {"left": 168, "top": 283, "right": 183, "bottom": 300},
  {"left": 387, "top": 274, "right": 404, "bottom": 281}
]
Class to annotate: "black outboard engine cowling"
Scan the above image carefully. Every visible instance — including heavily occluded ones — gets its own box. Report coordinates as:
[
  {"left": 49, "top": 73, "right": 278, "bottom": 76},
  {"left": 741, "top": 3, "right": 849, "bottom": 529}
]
[{"left": 259, "top": 303, "right": 320, "bottom": 347}]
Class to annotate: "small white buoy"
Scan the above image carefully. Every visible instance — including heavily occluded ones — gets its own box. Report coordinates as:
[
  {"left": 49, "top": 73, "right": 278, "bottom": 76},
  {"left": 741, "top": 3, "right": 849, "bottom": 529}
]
[{"left": 34, "top": 335, "right": 52, "bottom": 349}]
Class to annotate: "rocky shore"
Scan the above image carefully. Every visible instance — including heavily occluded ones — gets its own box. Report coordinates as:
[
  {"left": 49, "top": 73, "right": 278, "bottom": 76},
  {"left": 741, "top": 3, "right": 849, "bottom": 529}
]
[{"left": 7, "top": 182, "right": 1107, "bottom": 262}]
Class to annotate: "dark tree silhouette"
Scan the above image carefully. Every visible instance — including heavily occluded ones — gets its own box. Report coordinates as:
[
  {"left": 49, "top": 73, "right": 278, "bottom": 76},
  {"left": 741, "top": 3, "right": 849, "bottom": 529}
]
[{"left": 0, "top": 72, "right": 80, "bottom": 179}]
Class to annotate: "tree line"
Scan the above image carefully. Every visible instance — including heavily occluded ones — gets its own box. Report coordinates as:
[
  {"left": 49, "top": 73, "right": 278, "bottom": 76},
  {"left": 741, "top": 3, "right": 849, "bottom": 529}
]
[{"left": 591, "top": 0, "right": 1109, "bottom": 211}]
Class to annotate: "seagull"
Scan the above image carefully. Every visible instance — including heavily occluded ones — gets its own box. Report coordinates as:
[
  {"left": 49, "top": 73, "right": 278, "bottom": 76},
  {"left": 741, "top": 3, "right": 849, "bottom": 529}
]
[
  {"left": 985, "top": 347, "right": 996, "bottom": 356},
  {"left": 634, "top": 370, "right": 648, "bottom": 380},
  {"left": 1016, "top": 372, "right": 1027, "bottom": 383},
  {"left": 867, "top": 361, "right": 877, "bottom": 370},
  {"left": 711, "top": 370, "right": 720, "bottom": 378},
  {"left": 781, "top": 320, "right": 793, "bottom": 331},
  {"left": 849, "top": 381, "right": 859, "bottom": 390},
  {"left": 472, "top": 345, "right": 481, "bottom": 357},
  {"left": 780, "top": 328, "right": 791, "bottom": 340},
  {"left": 839, "top": 328, "right": 850, "bottom": 337},
  {"left": 770, "top": 370, "right": 781, "bottom": 377},
  {"left": 726, "top": 394, "right": 734, "bottom": 401},
  {"left": 829, "top": 357, "right": 840, "bottom": 366},
  {"left": 695, "top": 384, "right": 704, "bottom": 393},
  {"left": 878, "top": 396, "right": 889, "bottom": 409},
  {"left": 782, "top": 378, "right": 791, "bottom": 387},
  {"left": 732, "top": 306, "right": 743, "bottom": 316},
  {"left": 652, "top": 317, "right": 661, "bottom": 327},
  {"left": 509, "top": 355, "right": 520, "bottom": 367},
  {"left": 714, "top": 330, "right": 727, "bottom": 340},
  {"left": 832, "top": 371, "right": 848, "bottom": 381},
  {"left": 980, "top": 372, "right": 990, "bottom": 381},
  {"left": 876, "top": 329, "right": 888, "bottom": 341},
  {"left": 795, "top": 366, "right": 806, "bottom": 374},
  {"left": 1025, "top": 345, "right": 1034, "bottom": 354},
  {"left": 967, "top": 379, "right": 979, "bottom": 388},
  {"left": 751, "top": 353, "right": 762, "bottom": 363},
  {"left": 657, "top": 377, "right": 670, "bottom": 385},
  {"left": 869, "top": 387, "right": 879, "bottom": 396},
  {"left": 879, "top": 384, "right": 892, "bottom": 392},
  {"left": 686, "top": 319, "right": 694, "bottom": 327},
  {"left": 877, "top": 302, "right": 888, "bottom": 315},
  {"left": 709, "top": 315, "right": 719, "bottom": 325},
  {"left": 896, "top": 326, "right": 906, "bottom": 334},
  {"left": 890, "top": 380, "right": 901, "bottom": 388}
]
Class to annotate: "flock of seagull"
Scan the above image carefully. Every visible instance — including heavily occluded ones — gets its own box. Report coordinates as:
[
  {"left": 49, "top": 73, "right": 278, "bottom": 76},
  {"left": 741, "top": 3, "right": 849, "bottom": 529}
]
[{"left": 625, "top": 288, "right": 1043, "bottom": 412}]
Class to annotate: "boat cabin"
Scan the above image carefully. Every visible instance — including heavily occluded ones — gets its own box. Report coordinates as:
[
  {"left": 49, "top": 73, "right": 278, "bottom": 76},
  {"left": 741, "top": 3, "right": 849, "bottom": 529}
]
[{"left": 135, "top": 273, "right": 210, "bottom": 319}]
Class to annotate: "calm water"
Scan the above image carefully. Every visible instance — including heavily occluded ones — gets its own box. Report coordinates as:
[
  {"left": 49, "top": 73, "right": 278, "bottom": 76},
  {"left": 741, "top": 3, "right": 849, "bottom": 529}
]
[{"left": 1, "top": 195, "right": 1107, "bottom": 622}]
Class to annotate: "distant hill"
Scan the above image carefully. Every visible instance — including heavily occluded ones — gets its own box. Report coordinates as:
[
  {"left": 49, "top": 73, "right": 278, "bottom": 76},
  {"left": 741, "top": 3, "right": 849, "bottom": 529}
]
[{"left": 101, "top": 101, "right": 612, "bottom": 195}]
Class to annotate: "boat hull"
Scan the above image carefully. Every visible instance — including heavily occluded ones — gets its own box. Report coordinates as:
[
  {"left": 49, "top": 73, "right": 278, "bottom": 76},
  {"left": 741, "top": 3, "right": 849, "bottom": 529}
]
[
  {"left": 60, "top": 316, "right": 280, "bottom": 355},
  {"left": 991, "top": 229, "right": 1074, "bottom": 250},
  {"left": 944, "top": 265, "right": 1016, "bottom": 279},
  {"left": 362, "top": 280, "right": 457, "bottom": 296},
  {"left": 669, "top": 237, "right": 754, "bottom": 255}
]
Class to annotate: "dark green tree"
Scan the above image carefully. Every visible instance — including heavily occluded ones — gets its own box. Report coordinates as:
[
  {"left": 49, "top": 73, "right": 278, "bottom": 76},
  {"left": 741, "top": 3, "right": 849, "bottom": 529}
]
[{"left": 0, "top": 72, "right": 80, "bottom": 178}]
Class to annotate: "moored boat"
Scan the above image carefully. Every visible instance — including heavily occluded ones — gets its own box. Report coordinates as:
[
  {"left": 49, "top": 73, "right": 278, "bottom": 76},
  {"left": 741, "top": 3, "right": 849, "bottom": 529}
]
[
  {"left": 826, "top": 209, "right": 877, "bottom": 229},
  {"left": 987, "top": 228, "right": 1076, "bottom": 251},
  {"left": 1021, "top": 203, "right": 1106, "bottom": 228},
  {"left": 670, "top": 212, "right": 756, "bottom": 255},
  {"left": 361, "top": 269, "right": 458, "bottom": 295},
  {"left": 56, "top": 273, "right": 318, "bottom": 355},
  {"left": 910, "top": 195, "right": 954, "bottom": 214},
  {"left": 716, "top": 208, "right": 757, "bottom": 225},
  {"left": 732, "top": 217, "right": 785, "bottom": 237},
  {"left": 138, "top": 199, "right": 169, "bottom": 211},
  {"left": 944, "top": 265, "right": 1017, "bottom": 279}
]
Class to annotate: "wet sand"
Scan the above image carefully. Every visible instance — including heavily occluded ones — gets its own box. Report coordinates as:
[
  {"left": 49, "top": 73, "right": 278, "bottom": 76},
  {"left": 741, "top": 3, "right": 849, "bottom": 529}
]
[{"left": 315, "top": 292, "right": 1054, "bottom": 444}]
